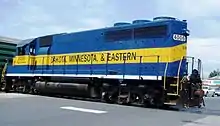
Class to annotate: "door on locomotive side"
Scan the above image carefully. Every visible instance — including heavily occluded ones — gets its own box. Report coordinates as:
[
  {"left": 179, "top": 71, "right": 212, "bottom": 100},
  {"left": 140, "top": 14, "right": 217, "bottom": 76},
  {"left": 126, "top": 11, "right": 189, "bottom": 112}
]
[{"left": 35, "top": 35, "right": 52, "bottom": 72}]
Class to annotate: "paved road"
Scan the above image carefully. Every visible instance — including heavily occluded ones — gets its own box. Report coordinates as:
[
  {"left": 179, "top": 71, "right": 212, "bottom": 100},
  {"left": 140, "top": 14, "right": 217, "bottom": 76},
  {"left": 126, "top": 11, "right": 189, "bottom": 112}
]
[{"left": 0, "top": 93, "right": 220, "bottom": 126}]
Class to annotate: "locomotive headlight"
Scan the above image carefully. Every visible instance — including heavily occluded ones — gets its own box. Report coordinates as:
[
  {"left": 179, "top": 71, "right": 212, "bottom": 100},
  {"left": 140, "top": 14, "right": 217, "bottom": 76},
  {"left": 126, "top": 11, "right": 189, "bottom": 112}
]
[
  {"left": 186, "top": 29, "right": 190, "bottom": 35},
  {"left": 102, "top": 92, "right": 106, "bottom": 96},
  {"left": 120, "top": 83, "right": 127, "bottom": 86},
  {"left": 182, "top": 28, "right": 190, "bottom": 36}
]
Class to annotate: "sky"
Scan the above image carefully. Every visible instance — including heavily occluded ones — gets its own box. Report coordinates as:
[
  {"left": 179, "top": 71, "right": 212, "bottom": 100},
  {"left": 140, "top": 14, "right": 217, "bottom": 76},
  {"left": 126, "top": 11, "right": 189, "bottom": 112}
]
[{"left": 0, "top": 0, "right": 220, "bottom": 78}]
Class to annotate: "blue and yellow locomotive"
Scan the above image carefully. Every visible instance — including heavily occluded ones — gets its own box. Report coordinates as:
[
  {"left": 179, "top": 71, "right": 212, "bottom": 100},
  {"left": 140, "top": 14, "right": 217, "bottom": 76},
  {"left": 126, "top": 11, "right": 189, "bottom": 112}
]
[{"left": 1, "top": 16, "right": 202, "bottom": 107}]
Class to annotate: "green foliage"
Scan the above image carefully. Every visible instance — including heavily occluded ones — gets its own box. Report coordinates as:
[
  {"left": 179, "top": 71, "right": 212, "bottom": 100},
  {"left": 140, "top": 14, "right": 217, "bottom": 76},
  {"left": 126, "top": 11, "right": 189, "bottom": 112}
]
[{"left": 209, "top": 69, "right": 220, "bottom": 78}]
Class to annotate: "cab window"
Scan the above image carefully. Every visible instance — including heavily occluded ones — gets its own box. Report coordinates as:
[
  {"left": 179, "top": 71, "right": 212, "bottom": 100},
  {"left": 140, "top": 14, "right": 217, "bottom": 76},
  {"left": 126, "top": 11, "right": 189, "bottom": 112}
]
[{"left": 17, "top": 47, "right": 26, "bottom": 55}]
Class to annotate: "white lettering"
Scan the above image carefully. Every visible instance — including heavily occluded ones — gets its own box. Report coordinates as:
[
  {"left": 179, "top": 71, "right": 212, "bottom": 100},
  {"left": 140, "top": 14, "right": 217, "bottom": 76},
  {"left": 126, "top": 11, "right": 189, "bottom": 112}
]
[{"left": 173, "top": 34, "right": 186, "bottom": 42}]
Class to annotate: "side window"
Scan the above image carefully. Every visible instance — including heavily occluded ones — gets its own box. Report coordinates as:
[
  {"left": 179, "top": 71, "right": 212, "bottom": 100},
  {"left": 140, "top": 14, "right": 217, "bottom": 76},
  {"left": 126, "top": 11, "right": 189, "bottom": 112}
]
[
  {"left": 39, "top": 35, "right": 52, "bottom": 47},
  {"left": 29, "top": 42, "right": 35, "bottom": 55},
  {"left": 18, "top": 47, "right": 22, "bottom": 55},
  {"left": 37, "top": 35, "right": 52, "bottom": 55},
  {"left": 39, "top": 35, "right": 52, "bottom": 55},
  {"left": 18, "top": 47, "right": 26, "bottom": 55},
  {"left": 7, "top": 59, "right": 13, "bottom": 65}
]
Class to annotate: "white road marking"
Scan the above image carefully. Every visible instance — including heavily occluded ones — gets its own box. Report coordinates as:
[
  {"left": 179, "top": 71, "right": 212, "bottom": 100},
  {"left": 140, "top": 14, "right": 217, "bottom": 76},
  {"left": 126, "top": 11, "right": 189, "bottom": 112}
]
[
  {"left": 183, "top": 115, "right": 220, "bottom": 126},
  {"left": 60, "top": 106, "right": 107, "bottom": 114},
  {"left": 0, "top": 93, "right": 32, "bottom": 98}
]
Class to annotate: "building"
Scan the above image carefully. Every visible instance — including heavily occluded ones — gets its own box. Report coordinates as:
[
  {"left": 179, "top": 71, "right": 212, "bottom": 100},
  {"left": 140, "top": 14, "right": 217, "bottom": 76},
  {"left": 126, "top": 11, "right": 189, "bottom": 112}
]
[
  {"left": 0, "top": 36, "right": 20, "bottom": 77},
  {"left": 202, "top": 75, "right": 220, "bottom": 87}
]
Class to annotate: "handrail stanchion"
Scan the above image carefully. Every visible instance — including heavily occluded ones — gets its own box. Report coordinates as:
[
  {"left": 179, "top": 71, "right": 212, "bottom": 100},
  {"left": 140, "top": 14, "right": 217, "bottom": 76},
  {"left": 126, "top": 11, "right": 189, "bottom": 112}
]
[
  {"left": 46, "top": 55, "right": 49, "bottom": 70},
  {"left": 90, "top": 54, "right": 93, "bottom": 75},
  {"left": 123, "top": 56, "right": 126, "bottom": 79},
  {"left": 191, "top": 57, "right": 194, "bottom": 73},
  {"left": 52, "top": 58, "right": 54, "bottom": 75},
  {"left": 42, "top": 57, "right": 44, "bottom": 74},
  {"left": 186, "top": 59, "right": 188, "bottom": 75},
  {"left": 163, "top": 62, "right": 168, "bottom": 90},
  {"left": 33, "top": 59, "right": 36, "bottom": 74},
  {"left": 28, "top": 55, "right": 30, "bottom": 70},
  {"left": 198, "top": 59, "right": 201, "bottom": 75},
  {"left": 63, "top": 56, "right": 66, "bottom": 75},
  {"left": 106, "top": 53, "right": 109, "bottom": 76},
  {"left": 139, "top": 56, "right": 143, "bottom": 80},
  {"left": 177, "top": 56, "right": 184, "bottom": 95},
  {"left": 157, "top": 55, "right": 160, "bottom": 80},
  {"left": 76, "top": 56, "right": 78, "bottom": 75}
]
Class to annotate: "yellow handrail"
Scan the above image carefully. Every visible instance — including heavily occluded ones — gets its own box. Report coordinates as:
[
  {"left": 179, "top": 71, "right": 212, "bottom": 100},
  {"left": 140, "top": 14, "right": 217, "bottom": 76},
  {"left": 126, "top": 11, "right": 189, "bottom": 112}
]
[
  {"left": 163, "top": 62, "right": 169, "bottom": 90},
  {"left": 176, "top": 56, "right": 184, "bottom": 95}
]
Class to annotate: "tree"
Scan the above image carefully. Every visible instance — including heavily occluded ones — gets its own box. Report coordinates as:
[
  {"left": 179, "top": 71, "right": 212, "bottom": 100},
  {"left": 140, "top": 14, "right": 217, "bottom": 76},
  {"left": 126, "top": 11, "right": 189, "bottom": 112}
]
[{"left": 209, "top": 69, "right": 220, "bottom": 78}]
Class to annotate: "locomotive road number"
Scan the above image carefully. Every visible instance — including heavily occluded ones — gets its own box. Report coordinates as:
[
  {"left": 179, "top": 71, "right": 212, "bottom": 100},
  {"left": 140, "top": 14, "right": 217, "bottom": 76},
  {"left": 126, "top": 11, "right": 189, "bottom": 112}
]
[{"left": 173, "top": 34, "right": 186, "bottom": 42}]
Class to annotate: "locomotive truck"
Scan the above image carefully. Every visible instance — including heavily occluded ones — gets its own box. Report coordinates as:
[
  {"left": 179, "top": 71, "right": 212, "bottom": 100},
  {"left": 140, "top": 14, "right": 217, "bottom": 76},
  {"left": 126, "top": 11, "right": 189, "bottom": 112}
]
[{"left": 0, "top": 16, "right": 202, "bottom": 108}]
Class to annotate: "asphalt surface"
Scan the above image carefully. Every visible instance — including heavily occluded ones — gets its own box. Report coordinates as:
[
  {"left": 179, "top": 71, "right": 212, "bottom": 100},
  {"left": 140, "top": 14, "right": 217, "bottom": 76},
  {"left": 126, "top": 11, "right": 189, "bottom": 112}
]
[{"left": 0, "top": 93, "right": 220, "bottom": 126}]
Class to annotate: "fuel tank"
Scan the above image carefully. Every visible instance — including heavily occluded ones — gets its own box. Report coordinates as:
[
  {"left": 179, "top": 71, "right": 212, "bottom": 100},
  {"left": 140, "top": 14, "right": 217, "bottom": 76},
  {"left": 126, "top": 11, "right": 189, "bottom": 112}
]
[{"left": 34, "top": 81, "right": 90, "bottom": 97}]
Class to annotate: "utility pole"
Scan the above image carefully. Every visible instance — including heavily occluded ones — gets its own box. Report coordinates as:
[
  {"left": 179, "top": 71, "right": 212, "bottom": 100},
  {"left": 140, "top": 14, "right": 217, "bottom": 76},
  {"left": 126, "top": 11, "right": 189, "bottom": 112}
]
[{"left": 201, "top": 61, "right": 204, "bottom": 79}]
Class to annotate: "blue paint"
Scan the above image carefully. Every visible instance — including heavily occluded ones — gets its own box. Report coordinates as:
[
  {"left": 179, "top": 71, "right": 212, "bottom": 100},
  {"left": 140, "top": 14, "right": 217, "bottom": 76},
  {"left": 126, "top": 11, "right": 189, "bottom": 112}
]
[
  {"left": 7, "top": 17, "right": 189, "bottom": 79},
  {"left": 7, "top": 60, "right": 187, "bottom": 77}
]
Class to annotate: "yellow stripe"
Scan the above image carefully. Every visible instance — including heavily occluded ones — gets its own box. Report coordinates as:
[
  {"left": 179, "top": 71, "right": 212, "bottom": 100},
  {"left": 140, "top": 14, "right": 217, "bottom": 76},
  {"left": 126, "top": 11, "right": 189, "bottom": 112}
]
[{"left": 13, "top": 44, "right": 186, "bottom": 66}]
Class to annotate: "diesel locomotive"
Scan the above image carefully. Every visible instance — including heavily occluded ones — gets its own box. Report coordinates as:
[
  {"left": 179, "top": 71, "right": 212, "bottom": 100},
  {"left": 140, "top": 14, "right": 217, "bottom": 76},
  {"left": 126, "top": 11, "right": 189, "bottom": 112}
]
[{"left": 1, "top": 16, "right": 202, "bottom": 108}]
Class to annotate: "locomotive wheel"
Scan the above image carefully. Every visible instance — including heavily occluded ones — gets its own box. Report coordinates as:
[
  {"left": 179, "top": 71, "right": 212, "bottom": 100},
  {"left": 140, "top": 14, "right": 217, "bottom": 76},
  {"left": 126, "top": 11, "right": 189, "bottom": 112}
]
[
  {"left": 143, "top": 94, "right": 154, "bottom": 107},
  {"left": 30, "top": 86, "right": 39, "bottom": 95},
  {"left": 22, "top": 85, "right": 29, "bottom": 94},
  {"left": 1, "top": 82, "right": 10, "bottom": 93},
  {"left": 0, "top": 82, "right": 6, "bottom": 91},
  {"left": 101, "top": 92, "right": 117, "bottom": 104},
  {"left": 101, "top": 92, "right": 112, "bottom": 103}
]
